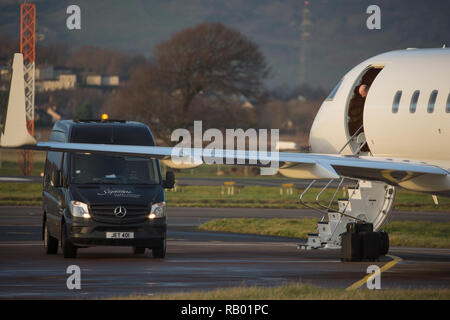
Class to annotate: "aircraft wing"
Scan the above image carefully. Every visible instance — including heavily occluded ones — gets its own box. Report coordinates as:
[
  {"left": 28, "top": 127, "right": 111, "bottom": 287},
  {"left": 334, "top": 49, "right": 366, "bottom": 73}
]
[
  {"left": 12, "top": 141, "right": 448, "bottom": 185},
  {"left": 1, "top": 53, "right": 448, "bottom": 186}
]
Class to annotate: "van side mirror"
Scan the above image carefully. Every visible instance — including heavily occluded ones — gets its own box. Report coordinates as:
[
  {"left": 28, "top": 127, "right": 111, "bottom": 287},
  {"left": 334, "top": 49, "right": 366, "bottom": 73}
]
[
  {"left": 50, "top": 170, "right": 62, "bottom": 188},
  {"left": 162, "top": 171, "right": 175, "bottom": 189}
]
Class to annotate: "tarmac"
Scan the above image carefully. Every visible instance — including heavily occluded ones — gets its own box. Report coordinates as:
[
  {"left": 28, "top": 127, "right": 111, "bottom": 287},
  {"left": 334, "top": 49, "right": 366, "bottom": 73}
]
[{"left": 0, "top": 206, "right": 449, "bottom": 299}]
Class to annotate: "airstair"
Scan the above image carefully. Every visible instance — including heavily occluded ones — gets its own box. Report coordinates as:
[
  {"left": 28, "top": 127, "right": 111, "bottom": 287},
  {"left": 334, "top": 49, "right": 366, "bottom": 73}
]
[{"left": 298, "top": 125, "right": 396, "bottom": 250}]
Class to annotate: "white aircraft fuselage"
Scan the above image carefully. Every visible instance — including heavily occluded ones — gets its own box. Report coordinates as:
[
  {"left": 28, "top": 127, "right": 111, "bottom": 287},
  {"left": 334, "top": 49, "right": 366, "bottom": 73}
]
[{"left": 309, "top": 48, "right": 450, "bottom": 195}]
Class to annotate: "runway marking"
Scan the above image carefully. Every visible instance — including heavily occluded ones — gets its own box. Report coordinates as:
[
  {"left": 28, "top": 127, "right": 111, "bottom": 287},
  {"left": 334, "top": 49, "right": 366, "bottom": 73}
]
[
  {"left": 7, "top": 232, "right": 32, "bottom": 235},
  {"left": 0, "top": 242, "right": 41, "bottom": 246},
  {"left": 346, "top": 254, "right": 403, "bottom": 291},
  {"left": 0, "top": 241, "right": 295, "bottom": 247}
]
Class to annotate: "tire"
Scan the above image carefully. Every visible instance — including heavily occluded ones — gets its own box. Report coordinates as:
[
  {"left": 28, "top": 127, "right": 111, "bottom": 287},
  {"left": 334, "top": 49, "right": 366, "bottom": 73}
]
[
  {"left": 43, "top": 221, "right": 58, "bottom": 254},
  {"left": 152, "top": 238, "right": 166, "bottom": 259},
  {"left": 132, "top": 246, "right": 146, "bottom": 254},
  {"left": 61, "top": 224, "right": 77, "bottom": 258},
  {"left": 379, "top": 230, "right": 389, "bottom": 255}
]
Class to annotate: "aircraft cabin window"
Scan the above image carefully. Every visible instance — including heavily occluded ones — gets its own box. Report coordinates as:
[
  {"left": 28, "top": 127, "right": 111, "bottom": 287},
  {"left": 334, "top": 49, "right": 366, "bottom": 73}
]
[
  {"left": 447, "top": 93, "right": 450, "bottom": 113},
  {"left": 392, "top": 90, "right": 402, "bottom": 113},
  {"left": 427, "top": 90, "right": 438, "bottom": 113},
  {"left": 327, "top": 79, "right": 343, "bottom": 100},
  {"left": 409, "top": 90, "right": 420, "bottom": 113}
]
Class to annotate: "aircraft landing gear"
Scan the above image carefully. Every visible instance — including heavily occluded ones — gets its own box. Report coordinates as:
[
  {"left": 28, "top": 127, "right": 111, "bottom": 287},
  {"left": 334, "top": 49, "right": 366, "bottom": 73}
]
[{"left": 340, "top": 222, "right": 389, "bottom": 262}]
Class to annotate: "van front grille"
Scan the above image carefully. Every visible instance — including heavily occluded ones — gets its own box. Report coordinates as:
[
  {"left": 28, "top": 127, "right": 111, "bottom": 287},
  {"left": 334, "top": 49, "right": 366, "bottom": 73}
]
[{"left": 89, "top": 204, "right": 149, "bottom": 225}]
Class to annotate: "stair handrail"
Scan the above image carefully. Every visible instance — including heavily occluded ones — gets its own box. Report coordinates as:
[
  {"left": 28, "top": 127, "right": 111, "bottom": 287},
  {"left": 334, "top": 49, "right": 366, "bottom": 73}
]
[
  {"left": 327, "top": 176, "right": 345, "bottom": 209},
  {"left": 315, "top": 176, "right": 347, "bottom": 214},
  {"left": 337, "top": 125, "right": 364, "bottom": 154},
  {"left": 299, "top": 180, "right": 327, "bottom": 215},
  {"left": 314, "top": 179, "right": 335, "bottom": 219}
]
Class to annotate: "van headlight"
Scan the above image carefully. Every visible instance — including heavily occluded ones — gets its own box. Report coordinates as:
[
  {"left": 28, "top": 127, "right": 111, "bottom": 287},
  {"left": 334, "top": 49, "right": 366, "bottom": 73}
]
[
  {"left": 149, "top": 202, "right": 166, "bottom": 219},
  {"left": 70, "top": 201, "right": 91, "bottom": 219}
]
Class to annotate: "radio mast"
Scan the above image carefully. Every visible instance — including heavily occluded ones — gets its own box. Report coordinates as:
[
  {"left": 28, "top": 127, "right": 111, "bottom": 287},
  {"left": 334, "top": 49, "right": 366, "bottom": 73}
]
[{"left": 18, "top": 2, "right": 36, "bottom": 176}]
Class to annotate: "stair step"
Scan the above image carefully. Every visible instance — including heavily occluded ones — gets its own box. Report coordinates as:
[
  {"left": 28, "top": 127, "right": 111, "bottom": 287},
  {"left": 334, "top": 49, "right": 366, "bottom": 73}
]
[
  {"left": 305, "top": 233, "right": 322, "bottom": 248},
  {"left": 328, "top": 211, "right": 341, "bottom": 221},
  {"left": 358, "top": 180, "right": 372, "bottom": 188},
  {"left": 317, "top": 222, "right": 331, "bottom": 233},
  {"left": 347, "top": 188, "right": 361, "bottom": 199},
  {"left": 338, "top": 199, "right": 352, "bottom": 212},
  {"left": 318, "top": 223, "right": 331, "bottom": 243}
]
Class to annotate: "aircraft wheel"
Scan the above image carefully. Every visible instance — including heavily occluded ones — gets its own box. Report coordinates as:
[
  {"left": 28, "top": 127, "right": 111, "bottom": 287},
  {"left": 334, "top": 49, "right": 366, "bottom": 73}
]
[{"left": 379, "top": 230, "right": 389, "bottom": 255}]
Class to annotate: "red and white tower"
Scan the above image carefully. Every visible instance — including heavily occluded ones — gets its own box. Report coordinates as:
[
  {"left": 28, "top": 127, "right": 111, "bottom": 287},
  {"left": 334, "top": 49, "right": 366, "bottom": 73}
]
[{"left": 18, "top": 2, "right": 36, "bottom": 176}]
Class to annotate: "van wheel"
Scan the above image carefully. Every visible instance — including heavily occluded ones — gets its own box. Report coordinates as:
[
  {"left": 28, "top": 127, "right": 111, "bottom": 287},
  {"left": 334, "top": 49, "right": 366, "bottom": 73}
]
[
  {"left": 132, "top": 246, "right": 145, "bottom": 254},
  {"left": 62, "top": 224, "right": 77, "bottom": 258},
  {"left": 43, "top": 221, "right": 58, "bottom": 254},
  {"left": 152, "top": 238, "right": 166, "bottom": 258}
]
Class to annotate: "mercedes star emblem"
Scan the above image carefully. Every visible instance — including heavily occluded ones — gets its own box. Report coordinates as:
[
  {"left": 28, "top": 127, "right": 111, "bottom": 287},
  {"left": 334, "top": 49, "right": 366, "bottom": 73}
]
[{"left": 113, "top": 206, "right": 127, "bottom": 218}]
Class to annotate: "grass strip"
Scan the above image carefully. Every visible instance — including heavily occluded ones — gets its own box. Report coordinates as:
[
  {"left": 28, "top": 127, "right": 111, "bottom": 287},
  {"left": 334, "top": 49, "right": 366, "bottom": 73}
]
[
  {"left": 0, "top": 183, "right": 449, "bottom": 213},
  {"left": 198, "top": 218, "right": 450, "bottom": 248},
  {"left": 113, "top": 283, "right": 450, "bottom": 300}
]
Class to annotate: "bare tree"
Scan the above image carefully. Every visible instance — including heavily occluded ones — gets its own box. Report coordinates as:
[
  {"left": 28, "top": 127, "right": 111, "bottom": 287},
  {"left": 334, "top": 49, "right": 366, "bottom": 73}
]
[
  {"left": 154, "top": 22, "right": 270, "bottom": 125},
  {"left": 104, "top": 22, "right": 269, "bottom": 143}
]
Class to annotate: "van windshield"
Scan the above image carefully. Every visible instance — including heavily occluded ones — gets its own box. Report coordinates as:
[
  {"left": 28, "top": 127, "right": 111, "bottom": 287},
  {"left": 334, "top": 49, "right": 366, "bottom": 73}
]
[{"left": 70, "top": 154, "right": 160, "bottom": 185}]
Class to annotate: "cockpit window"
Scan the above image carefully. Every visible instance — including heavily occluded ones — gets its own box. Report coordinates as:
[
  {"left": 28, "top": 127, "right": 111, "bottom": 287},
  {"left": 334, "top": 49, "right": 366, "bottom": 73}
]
[{"left": 326, "top": 79, "right": 343, "bottom": 100}]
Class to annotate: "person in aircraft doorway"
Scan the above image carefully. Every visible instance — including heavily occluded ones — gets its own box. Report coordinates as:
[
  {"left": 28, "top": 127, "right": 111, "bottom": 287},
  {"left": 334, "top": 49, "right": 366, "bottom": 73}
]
[
  {"left": 358, "top": 84, "right": 369, "bottom": 98},
  {"left": 347, "top": 84, "right": 370, "bottom": 138}
]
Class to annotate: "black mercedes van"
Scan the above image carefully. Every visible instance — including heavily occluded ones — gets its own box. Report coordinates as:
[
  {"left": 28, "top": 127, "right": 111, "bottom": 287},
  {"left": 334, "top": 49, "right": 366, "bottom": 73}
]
[{"left": 42, "top": 119, "right": 174, "bottom": 258}]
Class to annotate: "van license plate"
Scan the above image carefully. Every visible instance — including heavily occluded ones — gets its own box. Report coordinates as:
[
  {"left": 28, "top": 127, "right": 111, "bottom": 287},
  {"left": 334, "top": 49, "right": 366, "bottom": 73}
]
[{"left": 106, "top": 232, "right": 134, "bottom": 239}]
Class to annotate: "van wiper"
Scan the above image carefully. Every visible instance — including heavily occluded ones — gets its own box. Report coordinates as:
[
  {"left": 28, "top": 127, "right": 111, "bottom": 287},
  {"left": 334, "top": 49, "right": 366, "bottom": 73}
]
[
  {"left": 96, "top": 181, "right": 124, "bottom": 185},
  {"left": 73, "top": 181, "right": 118, "bottom": 185},
  {"left": 73, "top": 180, "right": 158, "bottom": 185},
  {"left": 90, "top": 177, "right": 125, "bottom": 184}
]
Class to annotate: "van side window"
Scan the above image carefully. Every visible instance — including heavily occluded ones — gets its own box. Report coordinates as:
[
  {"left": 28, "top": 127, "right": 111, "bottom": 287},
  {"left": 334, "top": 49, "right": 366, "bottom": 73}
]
[
  {"left": 409, "top": 90, "right": 420, "bottom": 113},
  {"left": 45, "top": 151, "right": 63, "bottom": 187},
  {"left": 447, "top": 93, "right": 450, "bottom": 113},
  {"left": 392, "top": 91, "right": 402, "bottom": 113},
  {"left": 62, "top": 152, "right": 69, "bottom": 185},
  {"left": 49, "top": 130, "right": 66, "bottom": 142},
  {"left": 427, "top": 90, "right": 438, "bottom": 113}
]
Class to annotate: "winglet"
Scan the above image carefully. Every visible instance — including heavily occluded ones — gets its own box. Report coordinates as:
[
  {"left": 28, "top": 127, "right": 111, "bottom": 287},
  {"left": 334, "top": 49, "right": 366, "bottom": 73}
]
[{"left": 0, "top": 53, "right": 37, "bottom": 148}]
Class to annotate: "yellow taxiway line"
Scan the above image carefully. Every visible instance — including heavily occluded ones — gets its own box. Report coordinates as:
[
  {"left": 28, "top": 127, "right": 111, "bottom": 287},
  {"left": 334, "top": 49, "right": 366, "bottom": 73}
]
[{"left": 346, "top": 254, "right": 403, "bottom": 291}]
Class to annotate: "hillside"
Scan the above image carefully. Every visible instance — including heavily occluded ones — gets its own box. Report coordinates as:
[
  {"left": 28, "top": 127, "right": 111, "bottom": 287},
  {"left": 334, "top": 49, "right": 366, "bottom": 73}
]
[{"left": 1, "top": 0, "right": 449, "bottom": 90}]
